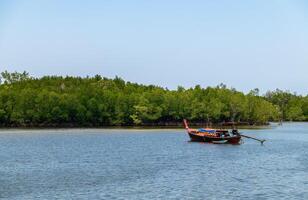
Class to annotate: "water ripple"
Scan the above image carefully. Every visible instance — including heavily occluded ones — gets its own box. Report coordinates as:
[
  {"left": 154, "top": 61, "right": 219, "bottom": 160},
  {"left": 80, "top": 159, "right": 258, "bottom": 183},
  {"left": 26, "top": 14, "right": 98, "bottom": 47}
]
[{"left": 0, "top": 123, "right": 308, "bottom": 199}]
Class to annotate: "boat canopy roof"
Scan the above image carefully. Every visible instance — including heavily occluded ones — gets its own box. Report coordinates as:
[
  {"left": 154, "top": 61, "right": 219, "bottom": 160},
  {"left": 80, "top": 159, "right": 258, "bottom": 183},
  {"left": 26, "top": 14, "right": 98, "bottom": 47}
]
[{"left": 198, "top": 128, "right": 216, "bottom": 133}]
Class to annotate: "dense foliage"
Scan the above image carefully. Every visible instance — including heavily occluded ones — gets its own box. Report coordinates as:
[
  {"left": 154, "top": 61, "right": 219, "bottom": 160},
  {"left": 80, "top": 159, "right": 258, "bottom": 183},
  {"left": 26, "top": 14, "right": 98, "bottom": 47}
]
[{"left": 0, "top": 71, "right": 307, "bottom": 127}]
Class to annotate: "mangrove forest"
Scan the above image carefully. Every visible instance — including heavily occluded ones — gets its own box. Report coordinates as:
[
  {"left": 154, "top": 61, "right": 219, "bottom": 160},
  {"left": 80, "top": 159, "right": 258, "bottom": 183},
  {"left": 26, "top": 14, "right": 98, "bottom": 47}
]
[{"left": 0, "top": 71, "right": 307, "bottom": 127}]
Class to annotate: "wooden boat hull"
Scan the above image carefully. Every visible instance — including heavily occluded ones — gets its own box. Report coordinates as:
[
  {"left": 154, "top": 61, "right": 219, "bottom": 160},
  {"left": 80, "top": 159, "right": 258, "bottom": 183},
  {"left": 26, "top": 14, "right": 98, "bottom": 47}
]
[
  {"left": 188, "top": 132, "right": 241, "bottom": 144},
  {"left": 183, "top": 119, "right": 241, "bottom": 144}
]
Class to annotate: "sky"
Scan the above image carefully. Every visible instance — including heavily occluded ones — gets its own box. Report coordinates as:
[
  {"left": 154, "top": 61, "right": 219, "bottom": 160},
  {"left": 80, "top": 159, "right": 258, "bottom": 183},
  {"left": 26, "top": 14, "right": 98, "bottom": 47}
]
[{"left": 0, "top": 0, "right": 308, "bottom": 94}]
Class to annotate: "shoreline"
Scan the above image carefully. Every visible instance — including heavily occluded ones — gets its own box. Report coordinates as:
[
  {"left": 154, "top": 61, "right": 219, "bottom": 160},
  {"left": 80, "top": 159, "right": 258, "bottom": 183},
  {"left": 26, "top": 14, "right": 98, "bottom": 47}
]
[
  {"left": 0, "top": 122, "right": 306, "bottom": 131},
  {"left": 0, "top": 124, "right": 275, "bottom": 130}
]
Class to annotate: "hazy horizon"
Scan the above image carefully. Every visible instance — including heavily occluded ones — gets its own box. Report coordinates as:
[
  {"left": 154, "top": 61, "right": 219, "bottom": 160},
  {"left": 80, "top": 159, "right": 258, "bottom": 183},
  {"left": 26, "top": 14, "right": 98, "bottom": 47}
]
[{"left": 1, "top": 0, "right": 308, "bottom": 94}]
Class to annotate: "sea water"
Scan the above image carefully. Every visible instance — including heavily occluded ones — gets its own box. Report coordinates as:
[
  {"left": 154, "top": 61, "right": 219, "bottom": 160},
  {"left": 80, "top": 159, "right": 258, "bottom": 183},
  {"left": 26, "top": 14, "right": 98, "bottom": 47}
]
[{"left": 0, "top": 123, "right": 307, "bottom": 199}]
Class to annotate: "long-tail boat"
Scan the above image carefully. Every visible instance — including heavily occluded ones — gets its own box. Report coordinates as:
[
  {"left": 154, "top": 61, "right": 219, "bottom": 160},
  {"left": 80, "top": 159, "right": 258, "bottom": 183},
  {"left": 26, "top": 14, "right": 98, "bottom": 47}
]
[{"left": 183, "top": 119, "right": 241, "bottom": 144}]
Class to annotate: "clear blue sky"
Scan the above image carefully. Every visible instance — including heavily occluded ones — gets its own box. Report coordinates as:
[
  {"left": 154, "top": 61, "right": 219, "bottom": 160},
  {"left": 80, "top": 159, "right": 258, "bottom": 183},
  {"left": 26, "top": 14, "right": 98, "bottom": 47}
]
[{"left": 1, "top": 0, "right": 308, "bottom": 94}]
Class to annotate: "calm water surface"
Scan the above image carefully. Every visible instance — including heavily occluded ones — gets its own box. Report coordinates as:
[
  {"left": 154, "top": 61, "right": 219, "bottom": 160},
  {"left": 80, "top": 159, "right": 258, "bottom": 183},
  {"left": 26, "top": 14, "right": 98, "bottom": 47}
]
[{"left": 0, "top": 123, "right": 307, "bottom": 199}]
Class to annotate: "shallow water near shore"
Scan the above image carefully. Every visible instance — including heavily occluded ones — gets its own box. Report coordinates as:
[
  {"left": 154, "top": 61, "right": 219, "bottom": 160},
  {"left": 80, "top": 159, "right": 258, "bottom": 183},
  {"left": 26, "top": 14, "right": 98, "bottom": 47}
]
[{"left": 0, "top": 123, "right": 307, "bottom": 199}]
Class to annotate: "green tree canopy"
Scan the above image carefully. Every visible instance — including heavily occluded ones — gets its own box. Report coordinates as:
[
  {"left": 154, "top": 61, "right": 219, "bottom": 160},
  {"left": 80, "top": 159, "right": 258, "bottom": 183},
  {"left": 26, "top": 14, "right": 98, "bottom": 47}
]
[{"left": 0, "top": 71, "right": 306, "bottom": 127}]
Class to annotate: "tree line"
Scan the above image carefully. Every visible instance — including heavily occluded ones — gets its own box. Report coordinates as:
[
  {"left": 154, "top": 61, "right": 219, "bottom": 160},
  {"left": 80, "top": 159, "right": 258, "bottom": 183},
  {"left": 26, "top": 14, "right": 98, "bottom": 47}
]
[{"left": 0, "top": 71, "right": 307, "bottom": 127}]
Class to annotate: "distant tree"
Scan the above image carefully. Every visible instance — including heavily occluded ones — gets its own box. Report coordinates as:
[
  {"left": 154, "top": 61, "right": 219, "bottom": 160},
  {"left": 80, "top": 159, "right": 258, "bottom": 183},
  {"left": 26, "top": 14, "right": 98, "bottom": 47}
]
[
  {"left": 228, "top": 92, "right": 247, "bottom": 122},
  {"left": 265, "top": 89, "right": 293, "bottom": 120},
  {"left": 249, "top": 88, "right": 260, "bottom": 96},
  {"left": 1, "top": 70, "right": 30, "bottom": 84}
]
